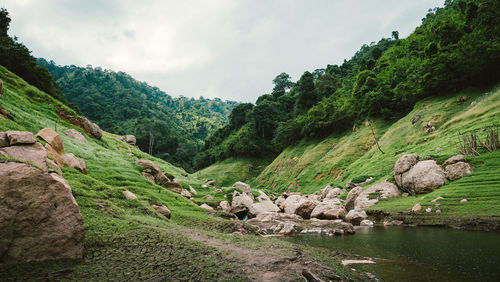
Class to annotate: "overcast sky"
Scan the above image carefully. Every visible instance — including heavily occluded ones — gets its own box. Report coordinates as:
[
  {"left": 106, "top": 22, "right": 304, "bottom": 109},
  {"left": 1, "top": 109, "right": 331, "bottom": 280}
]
[{"left": 3, "top": 0, "right": 443, "bottom": 103}]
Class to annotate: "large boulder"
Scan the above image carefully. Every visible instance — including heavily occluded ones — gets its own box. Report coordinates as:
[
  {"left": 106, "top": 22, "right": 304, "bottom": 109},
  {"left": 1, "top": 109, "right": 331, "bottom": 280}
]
[
  {"left": 5, "top": 131, "right": 36, "bottom": 145},
  {"left": 443, "top": 155, "right": 466, "bottom": 166},
  {"left": 310, "top": 199, "right": 343, "bottom": 219},
  {"left": 0, "top": 142, "right": 48, "bottom": 170},
  {"left": 0, "top": 162, "right": 84, "bottom": 263},
  {"left": 355, "top": 181, "right": 400, "bottom": 209},
  {"left": 63, "top": 129, "right": 87, "bottom": 143},
  {"left": 44, "top": 143, "right": 65, "bottom": 167},
  {"left": 394, "top": 154, "right": 419, "bottom": 186},
  {"left": 36, "top": 128, "right": 64, "bottom": 155},
  {"left": 320, "top": 185, "right": 333, "bottom": 200},
  {"left": 400, "top": 160, "right": 446, "bottom": 194},
  {"left": 321, "top": 205, "right": 347, "bottom": 220},
  {"left": 231, "top": 191, "right": 254, "bottom": 217},
  {"left": 0, "top": 132, "right": 9, "bottom": 147},
  {"left": 62, "top": 153, "right": 87, "bottom": 174},
  {"left": 445, "top": 162, "right": 473, "bottom": 181},
  {"left": 282, "top": 195, "right": 303, "bottom": 214},
  {"left": 218, "top": 200, "right": 231, "bottom": 212},
  {"left": 136, "top": 159, "right": 182, "bottom": 194},
  {"left": 123, "top": 135, "right": 136, "bottom": 146},
  {"left": 345, "top": 186, "right": 364, "bottom": 211},
  {"left": 256, "top": 190, "right": 271, "bottom": 202},
  {"left": 80, "top": 117, "right": 102, "bottom": 139},
  {"left": 345, "top": 209, "right": 368, "bottom": 225},
  {"left": 324, "top": 188, "right": 346, "bottom": 200},
  {"left": 294, "top": 200, "right": 317, "bottom": 219},
  {"left": 232, "top": 181, "right": 252, "bottom": 195},
  {"left": 251, "top": 200, "right": 280, "bottom": 216}
]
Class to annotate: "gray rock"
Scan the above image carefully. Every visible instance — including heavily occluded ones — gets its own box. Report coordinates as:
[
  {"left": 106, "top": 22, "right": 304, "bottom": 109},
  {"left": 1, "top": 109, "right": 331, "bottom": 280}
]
[
  {"left": 0, "top": 142, "right": 48, "bottom": 170},
  {"left": 6, "top": 131, "right": 36, "bottom": 145},
  {"left": 0, "top": 132, "right": 9, "bottom": 147},
  {"left": 251, "top": 200, "right": 280, "bottom": 216},
  {"left": 200, "top": 204, "right": 214, "bottom": 211},
  {"left": 232, "top": 181, "right": 252, "bottom": 195},
  {"left": 345, "top": 209, "right": 367, "bottom": 225},
  {"left": 444, "top": 155, "right": 466, "bottom": 166},
  {"left": 123, "top": 135, "right": 136, "bottom": 145},
  {"left": 63, "top": 129, "right": 87, "bottom": 143},
  {"left": 62, "top": 153, "right": 87, "bottom": 174},
  {"left": 122, "top": 190, "right": 138, "bottom": 200},
  {"left": 152, "top": 204, "right": 171, "bottom": 219},
  {"left": 355, "top": 181, "right": 400, "bottom": 209},
  {"left": 394, "top": 154, "right": 419, "bottom": 186},
  {"left": 294, "top": 200, "right": 317, "bottom": 219},
  {"left": 283, "top": 195, "right": 303, "bottom": 214},
  {"left": 400, "top": 160, "right": 446, "bottom": 194},
  {"left": 80, "top": 117, "right": 102, "bottom": 139},
  {"left": 0, "top": 162, "right": 84, "bottom": 263},
  {"left": 345, "top": 186, "right": 364, "bottom": 211},
  {"left": 445, "top": 162, "right": 472, "bottom": 181}
]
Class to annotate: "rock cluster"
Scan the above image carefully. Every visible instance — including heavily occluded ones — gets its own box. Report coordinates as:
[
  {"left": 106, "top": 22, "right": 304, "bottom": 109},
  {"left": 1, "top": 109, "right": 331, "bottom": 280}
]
[
  {"left": 0, "top": 130, "right": 85, "bottom": 263},
  {"left": 394, "top": 154, "right": 472, "bottom": 194},
  {"left": 136, "top": 159, "right": 183, "bottom": 194}
]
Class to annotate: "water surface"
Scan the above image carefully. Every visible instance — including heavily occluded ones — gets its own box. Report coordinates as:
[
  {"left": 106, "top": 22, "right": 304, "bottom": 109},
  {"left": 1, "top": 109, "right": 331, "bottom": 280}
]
[{"left": 285, "top": 226, "right": 500, "bottom": 281}]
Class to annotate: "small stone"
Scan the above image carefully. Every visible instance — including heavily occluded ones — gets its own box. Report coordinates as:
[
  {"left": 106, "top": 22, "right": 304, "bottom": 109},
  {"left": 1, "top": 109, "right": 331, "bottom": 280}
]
[
  {"left": 123, "top": 190, "right": 137, "bottom": 200},
  {"left": 402, "top": 193, "right": 409, "bottom": 197},
  {"left": 425, "top": 207, "right": 432, "bottom": 212},
  {"left": 204, "top": 195, "right": 214, "bottom": 201},
  {"left": 460, "top": 198, "right": 467, "bottom": 203},
  {"left": 360, "top": 220, "right": 373, "bottom": 227},
  {"left": 436, "top": 209, "right": 441, "bottom": 213},
  {"left": 431, "top": 196, "right": 444, "bottom": 202},
  {"left": 200, "top": 204, "right": 214, "bottom": 211},
  {"left": 152, "top": 204, "right": 171, "bottom": 219},
  {"left": 412, "top": 203, "right": 422, "bottom": 212},
  {"left": 435, "top": 147, "right": 442, "bottom": 152},
  {"left": 420, "top": 196, "right": 425, "bottom": 200}
]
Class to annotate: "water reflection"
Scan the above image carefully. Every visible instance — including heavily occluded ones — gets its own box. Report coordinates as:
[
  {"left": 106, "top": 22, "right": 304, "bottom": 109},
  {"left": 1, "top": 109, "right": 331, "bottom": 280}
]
[{"left": 285, "top": 226, "right": 500, "bottom": 282}]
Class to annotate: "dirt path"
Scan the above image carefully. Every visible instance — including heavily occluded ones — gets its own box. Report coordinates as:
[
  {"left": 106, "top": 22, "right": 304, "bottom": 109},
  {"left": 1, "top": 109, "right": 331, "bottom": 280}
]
[{"left": 172, "top": 227, "right": 342, "bottom": 281}]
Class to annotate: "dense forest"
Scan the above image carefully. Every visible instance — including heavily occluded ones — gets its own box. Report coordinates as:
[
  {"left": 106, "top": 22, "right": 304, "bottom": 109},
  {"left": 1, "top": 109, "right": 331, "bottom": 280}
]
[
  {"left": 38, "top": 60, "right": 238, "bottom": 171},
  {"left": 195, "top": 0, "right": 500, "bottom": 169}
]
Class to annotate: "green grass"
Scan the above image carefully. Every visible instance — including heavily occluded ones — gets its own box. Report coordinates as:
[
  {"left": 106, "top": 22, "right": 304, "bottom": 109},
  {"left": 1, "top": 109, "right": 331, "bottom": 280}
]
[{"left": 195, "top": 157, "right": 272, "bottom": 187}]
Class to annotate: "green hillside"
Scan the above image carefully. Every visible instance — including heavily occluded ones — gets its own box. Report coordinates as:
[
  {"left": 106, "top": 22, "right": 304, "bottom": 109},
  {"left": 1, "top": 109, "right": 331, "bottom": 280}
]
[
  {"left": 38, "top": 59, "right": 238, "bottom": 172},
  {"left": 0, "top": 65, "right": 370, "bottom": 280},
  {"left": 196, "top": 0, "right": 500, "bottom": 170}
]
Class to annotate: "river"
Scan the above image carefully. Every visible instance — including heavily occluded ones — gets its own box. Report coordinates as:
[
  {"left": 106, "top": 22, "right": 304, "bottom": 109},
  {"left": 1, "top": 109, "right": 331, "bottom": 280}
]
[{"left": 284, "top": 226, "right": 500, "bottom": 281}]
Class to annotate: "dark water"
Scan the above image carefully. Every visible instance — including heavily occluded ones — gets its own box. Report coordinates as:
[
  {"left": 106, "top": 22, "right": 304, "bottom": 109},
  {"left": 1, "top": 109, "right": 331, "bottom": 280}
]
[{"left": 285, "top": 226, "right": 500, "bottom": 282}]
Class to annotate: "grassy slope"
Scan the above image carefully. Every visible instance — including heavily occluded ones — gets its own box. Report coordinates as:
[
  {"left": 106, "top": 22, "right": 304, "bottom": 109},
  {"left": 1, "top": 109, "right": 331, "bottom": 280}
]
[
  {"left": 194, "top": 157, "right": 272, "bottom": 187},
  {"left": 0, "top": 66, "right": 368, "bottom": 281},
  {"left": 201, "top": 85, "right": 500, "bottom": 220}
]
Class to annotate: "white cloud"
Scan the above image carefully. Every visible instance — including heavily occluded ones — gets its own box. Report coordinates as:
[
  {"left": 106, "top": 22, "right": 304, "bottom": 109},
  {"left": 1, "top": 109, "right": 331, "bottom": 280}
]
[{"left": 3, "top": 0, "right": 443, "bottom": 102}]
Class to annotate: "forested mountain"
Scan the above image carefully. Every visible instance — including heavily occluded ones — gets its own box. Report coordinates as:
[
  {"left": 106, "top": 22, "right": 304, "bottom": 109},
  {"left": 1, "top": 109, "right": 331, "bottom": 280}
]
[
  {"left": 38, "top": 59, "right": 238, "bottom": 171},
  {"left": 196, "top": 0, "right": 500, "bottom": 169}
]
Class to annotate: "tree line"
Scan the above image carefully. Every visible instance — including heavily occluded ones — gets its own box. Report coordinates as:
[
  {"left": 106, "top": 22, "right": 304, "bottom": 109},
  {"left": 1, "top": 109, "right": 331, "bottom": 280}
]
[{"left": 195, "top": 0, "right": 500, "bottom": 169}]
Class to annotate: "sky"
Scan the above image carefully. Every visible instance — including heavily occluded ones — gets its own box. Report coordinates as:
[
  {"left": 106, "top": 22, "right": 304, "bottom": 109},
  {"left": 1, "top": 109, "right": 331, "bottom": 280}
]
[{"left": 3, "top": 0, "right": 443, "bottom": 103}]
